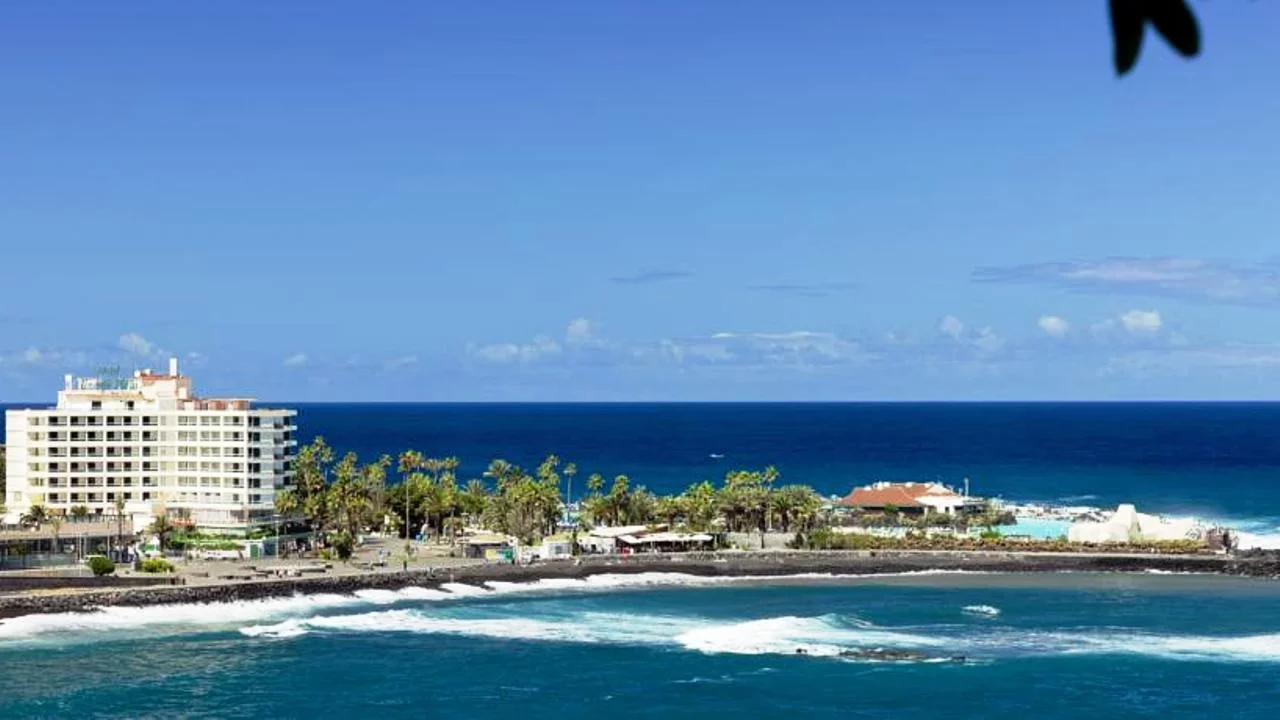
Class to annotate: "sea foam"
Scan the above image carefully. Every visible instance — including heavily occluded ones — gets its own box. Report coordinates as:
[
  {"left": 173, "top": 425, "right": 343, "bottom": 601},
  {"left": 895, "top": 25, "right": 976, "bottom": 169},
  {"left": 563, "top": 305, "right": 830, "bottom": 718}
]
[
  {"left": 962, "top": 605, "right": 1002, "bottom": 617},
  {"left": 674, "top": 614, "right": 943, "bottom": 657}
]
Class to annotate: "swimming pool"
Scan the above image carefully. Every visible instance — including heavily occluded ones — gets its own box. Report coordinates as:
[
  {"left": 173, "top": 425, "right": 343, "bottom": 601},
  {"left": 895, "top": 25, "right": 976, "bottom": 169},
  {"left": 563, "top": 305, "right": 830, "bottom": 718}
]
[{"left": 1004, "top": 517, "right": 1072, "bottom": 540}]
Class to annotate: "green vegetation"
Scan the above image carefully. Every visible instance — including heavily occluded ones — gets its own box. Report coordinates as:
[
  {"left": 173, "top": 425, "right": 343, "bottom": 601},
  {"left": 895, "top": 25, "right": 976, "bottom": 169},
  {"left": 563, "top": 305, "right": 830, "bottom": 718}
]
[
  {"left": 271, "top": 437, "right": 1206, "bottom": 559},
  {"left": 276, "top": 438, "right": 823, "bottom": 551},
  {"left": 87, "top": 555, "right": 116, "bottom": 576},
  {"left": 147, "top": 515, "right": 175, "bottom": 552},
  {"left": 69, "top": 505, "right": 90, "bottom": 519},
  {"left": 139, "top": 558, "right": 175, "bottom": 573},
  {"left": 19, "top": 504, "right": 49, "bottom": 528},
  {"left": 167, "top": 533, "right": 241, "bottom": 552},
  {"left": 793, "top": 528, "right": 1206, "bottom": 555}
]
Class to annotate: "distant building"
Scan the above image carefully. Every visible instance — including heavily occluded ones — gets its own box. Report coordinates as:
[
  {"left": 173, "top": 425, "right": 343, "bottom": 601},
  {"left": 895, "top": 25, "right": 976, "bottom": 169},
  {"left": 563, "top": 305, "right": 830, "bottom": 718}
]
[
  {"left": 838, "top": 481, "right": 974, "bottom": 516},
  {"left": 3, "top": 358, "right": 296, "bottom": 534}
]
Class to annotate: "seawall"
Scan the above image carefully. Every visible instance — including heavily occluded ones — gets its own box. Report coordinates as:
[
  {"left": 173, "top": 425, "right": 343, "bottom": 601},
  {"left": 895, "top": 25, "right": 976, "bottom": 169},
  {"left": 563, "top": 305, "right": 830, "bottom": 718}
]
[{"left": 2, "top": 550, "right": 1278, "bottom": 619}]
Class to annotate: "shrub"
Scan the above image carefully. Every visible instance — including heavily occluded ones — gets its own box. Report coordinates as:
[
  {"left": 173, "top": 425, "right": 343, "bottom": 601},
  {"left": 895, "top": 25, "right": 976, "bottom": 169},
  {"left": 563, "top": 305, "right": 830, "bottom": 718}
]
[
  {"left": 139, "top": 558, "right": 175, "bottom": 573},
  {"left": 87, "top": 556, "right": 116, "bottom": 576},
  {"left": 329, "top": 532, "right": 355, "bottom": 560}
]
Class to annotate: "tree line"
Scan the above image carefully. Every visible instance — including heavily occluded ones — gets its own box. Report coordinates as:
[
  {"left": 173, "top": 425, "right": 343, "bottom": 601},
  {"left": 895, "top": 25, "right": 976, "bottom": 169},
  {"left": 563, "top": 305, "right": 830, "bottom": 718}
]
[{"left": 275, "top": 437, "right": 826, "bottom": 558}]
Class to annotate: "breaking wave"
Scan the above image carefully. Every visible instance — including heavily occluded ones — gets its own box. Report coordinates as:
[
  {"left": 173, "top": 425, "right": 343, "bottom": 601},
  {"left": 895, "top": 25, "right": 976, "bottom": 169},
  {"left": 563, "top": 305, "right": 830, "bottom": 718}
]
[
  {"left": 6, "top": 570, "right": 1280, "bottom": 665},
  {"left": 674, "top": 615, "right": 942, "bottom": 657},
  {"left": 1022, "top": 631, "right": 1280, "bottom": 664}
]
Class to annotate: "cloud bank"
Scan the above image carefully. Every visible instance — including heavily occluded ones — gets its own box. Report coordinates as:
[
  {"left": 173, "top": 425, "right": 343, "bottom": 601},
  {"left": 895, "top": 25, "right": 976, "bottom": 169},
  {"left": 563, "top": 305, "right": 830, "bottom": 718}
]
[{"left": 973, "top": 257, "right": 1280, "bottom": 307}]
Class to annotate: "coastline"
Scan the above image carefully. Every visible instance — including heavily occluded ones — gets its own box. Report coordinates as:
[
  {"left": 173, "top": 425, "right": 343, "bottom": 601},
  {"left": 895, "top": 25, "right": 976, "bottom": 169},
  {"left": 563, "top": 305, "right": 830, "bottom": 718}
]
[{"left": 4, "top": 549, "right": 1280, "bottom": 621}]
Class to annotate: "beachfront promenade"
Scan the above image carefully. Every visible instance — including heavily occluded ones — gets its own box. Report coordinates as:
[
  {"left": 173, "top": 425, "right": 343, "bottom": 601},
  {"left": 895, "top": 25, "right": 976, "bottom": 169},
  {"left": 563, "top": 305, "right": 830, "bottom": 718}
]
[{"left": 3, "top": 547, "right": 1279, "bottom": 619}]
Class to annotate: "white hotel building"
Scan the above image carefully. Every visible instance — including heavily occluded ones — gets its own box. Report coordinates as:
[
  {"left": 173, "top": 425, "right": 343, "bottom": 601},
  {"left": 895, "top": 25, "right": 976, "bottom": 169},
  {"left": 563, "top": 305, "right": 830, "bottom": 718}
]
[{"left": 3, "top": 358, "right": 296, "bottom": 534}]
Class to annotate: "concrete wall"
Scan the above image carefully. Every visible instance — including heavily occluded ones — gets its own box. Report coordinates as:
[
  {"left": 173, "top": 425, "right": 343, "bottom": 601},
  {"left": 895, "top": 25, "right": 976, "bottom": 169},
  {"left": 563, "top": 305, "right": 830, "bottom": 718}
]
[
  {"left": 0, "top": 575, "right": 182, "bottom": 593},
  {"left": 726, "top": 532, "right": 794, "bottom": 550}
]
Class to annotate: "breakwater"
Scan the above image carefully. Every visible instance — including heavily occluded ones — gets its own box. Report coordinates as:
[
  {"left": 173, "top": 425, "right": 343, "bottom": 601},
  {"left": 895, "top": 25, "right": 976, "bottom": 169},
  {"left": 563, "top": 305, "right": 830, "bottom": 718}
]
[{"left": 2, "top": 550, "right": 1278, "bottom": 619}]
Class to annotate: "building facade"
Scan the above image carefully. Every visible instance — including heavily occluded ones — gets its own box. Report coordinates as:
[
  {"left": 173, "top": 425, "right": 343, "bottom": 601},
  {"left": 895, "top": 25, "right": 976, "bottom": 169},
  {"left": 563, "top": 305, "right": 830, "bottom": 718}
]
[{"left": 3, "top": 358, "right": 296, "bottom": 534}]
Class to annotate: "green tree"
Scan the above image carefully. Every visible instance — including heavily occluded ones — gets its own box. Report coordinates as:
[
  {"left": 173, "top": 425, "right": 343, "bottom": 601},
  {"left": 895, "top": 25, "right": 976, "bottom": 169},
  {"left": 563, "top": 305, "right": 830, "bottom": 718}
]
[
  {"left": 20, "top": 504, "right": 49, "bottom": 529},
  {"left": 70, "top": 505, "right": 89, "bottom": 519},
  {"left": 397, "top": 450, "right": 426, "bottom": 541},
  {"left": 563, "top": 462, "right": 577, "bottom": 513},
  {"left": 148, "top": 515, "right": 175, "bottom": 553},
  {"left": 113, "top": 495, "right": 127, "bottom": 558},
  {"left": 49, "top": 515, "right": 63, "bottom": 555},
  {"left": 679, "top": 481, "right": 719, "bottom": 532},
  {"left": 288, "top": 437, "right": 336, "bottom": 541},
  {"left": 458, "top": 479, "right": 491, "bottom": 525}
]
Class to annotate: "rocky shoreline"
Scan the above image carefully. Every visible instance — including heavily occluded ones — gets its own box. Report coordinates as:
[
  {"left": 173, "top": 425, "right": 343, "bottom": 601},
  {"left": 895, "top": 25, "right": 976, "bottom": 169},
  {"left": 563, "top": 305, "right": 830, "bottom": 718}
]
[{"left": 3, "top": 549, "right": 1279, "bottom": 620}]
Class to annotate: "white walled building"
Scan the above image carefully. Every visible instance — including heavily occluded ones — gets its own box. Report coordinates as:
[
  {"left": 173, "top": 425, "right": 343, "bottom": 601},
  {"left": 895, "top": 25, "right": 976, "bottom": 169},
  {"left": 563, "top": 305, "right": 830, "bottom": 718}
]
[{"left": 3, "top": 358, "right": 296, "bottom": 534}]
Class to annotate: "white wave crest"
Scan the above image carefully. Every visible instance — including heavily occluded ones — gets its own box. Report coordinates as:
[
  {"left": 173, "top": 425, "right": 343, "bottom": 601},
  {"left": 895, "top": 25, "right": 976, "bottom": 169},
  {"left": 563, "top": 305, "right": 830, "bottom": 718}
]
[
  {"left": 675, "top": 615, "right": 942, "bottom": 657},
  {"left": 0, "top": 593, "right": 363, "bottom": 642},
  {"left": 239, "top": 608, "right": 702, "bottom": 645},
  {"left": 962, "top": 605, "right": 1001, "bottom": 617},
  {"left": 1019, "top": 630, "right": 1280, "bottom": 663}
]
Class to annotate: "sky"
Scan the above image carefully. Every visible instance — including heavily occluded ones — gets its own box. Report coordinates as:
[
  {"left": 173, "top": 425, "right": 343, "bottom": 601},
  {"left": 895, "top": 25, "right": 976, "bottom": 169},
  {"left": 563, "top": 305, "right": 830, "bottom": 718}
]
[{"left": 3, "top": 1, "right": 1280, "bottom": 401}]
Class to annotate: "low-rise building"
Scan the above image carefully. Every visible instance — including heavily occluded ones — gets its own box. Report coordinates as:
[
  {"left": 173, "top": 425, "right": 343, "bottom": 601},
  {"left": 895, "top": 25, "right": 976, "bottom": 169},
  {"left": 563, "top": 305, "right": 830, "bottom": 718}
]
[{"left": 838, "top": 481, "right": 977, "bottom": 516}]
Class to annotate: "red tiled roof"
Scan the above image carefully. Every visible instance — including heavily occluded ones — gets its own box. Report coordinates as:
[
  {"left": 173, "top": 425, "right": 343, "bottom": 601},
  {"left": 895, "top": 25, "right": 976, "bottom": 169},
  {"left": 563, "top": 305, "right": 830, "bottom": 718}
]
[{"left": 839, "top": 482, "right": 958, "bottom": 508}]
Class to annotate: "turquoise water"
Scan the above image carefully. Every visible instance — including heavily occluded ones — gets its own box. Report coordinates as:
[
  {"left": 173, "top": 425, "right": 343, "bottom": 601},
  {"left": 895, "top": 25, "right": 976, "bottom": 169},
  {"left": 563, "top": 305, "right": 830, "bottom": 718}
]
[
  {"left": 3, "top": 573, "right": 1280, "bottom": 718},
  {"left": 1005, "top": 518, "right": 1072, "bottom": 539}
]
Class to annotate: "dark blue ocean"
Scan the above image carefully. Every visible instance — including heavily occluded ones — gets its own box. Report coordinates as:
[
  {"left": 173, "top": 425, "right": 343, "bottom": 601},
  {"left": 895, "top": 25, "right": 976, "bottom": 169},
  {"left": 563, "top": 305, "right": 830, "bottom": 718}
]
[{"left": 5, "top": 403, "right": 1280, "bottom": 717}]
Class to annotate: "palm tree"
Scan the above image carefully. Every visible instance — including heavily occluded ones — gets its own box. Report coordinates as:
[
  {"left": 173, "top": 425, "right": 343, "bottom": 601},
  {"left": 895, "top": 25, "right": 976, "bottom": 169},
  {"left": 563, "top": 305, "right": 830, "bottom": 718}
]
[
  {"left": 563, "top": 462, "right": 577, "bottom": 524},
  {"left": 49, "top": 515, "right": 63, "bottom": 556},
  {"left": 113, "top": 496, "right": 126, "bottom": 559},
  {"left": 20, "top": 504, "right": 49, "bottom": 529},
  {"left": 459, "top": 479, "right": 490, "bottom": 526},
  {"left": 397, "top": 450, "right": 425, "bottom": 543},
  {"left": 148, "top": 515, "right": 174, "bottom": 554},
  {"left": 680, "top": 481, "right": 718, "bottom": 532}
]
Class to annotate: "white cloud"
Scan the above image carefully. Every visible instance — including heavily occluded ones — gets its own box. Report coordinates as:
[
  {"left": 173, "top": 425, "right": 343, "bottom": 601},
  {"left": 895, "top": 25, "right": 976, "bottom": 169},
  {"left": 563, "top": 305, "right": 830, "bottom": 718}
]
[
  {"left": 1038, "top": 315, "right": 1070, "bottom": 338},
  {"left": 1103, "top": 344, "right": 1280, "bottom": 378},
  {"left": 974, "top": 257, "right": 1280, "bottom": 308},
  {"left": 1119, "top": 309, "right": 1162, "bottom": 333},
  {"left": 565, "top": 317, "right": 595, "bottom": 346},
  {"left": 932, "top": 316, "right": 1004, "bottom": 357},
  {"left": 283, "top": 353, "right": 309, "bottom": 367},
  {"left": 1092, "top": 309, "right": 1163, "bottom": 337},
  {"left": 117, "top": 332, "right": 156, "bottom": 356},
  {"left": 664, "top": 331, "right": 868, "bottom": 367},
  {"left": 468, "top": 336, "right": 562, "bottom": 364},
  {"left": 385, "top": 355, "right": 419, "bottom": 369},
  {"left": 971, "top": 327, "right": 1005, "bottom": 355},
  {"left": 2, "top": 346, "right": 88, "bottom": 367},
  {"left": 938, "top": 315, "right": 965, "bottom": 340}
]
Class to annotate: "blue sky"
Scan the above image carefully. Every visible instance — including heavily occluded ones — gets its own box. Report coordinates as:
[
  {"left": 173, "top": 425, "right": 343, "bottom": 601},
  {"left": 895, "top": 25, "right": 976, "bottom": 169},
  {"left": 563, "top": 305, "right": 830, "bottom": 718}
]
[{"left": 3, "top": 1, "right": 1280, "bottom": 401}]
